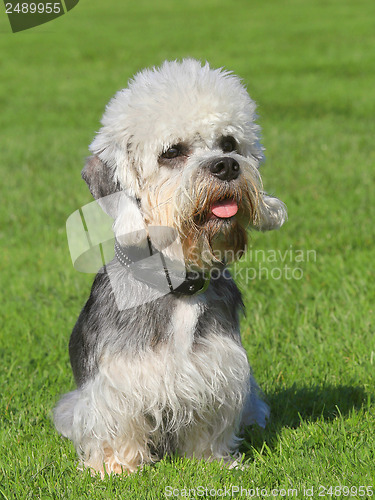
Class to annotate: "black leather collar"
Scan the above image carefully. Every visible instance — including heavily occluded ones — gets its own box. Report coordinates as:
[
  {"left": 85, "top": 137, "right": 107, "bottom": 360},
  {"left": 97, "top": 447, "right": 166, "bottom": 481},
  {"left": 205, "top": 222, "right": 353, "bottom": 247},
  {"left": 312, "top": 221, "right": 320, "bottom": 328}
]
[
  {"left": 115, "top": 238, "right": 209, "bottom": 296},
  {"left": 172, "top": 271, "right": 209, "bottom": 296}
]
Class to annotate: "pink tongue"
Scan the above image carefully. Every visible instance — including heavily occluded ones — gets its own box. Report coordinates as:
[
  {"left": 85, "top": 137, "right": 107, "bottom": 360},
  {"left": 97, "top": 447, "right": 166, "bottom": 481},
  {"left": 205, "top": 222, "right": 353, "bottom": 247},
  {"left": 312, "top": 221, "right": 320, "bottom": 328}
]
[{"left": 211, "top": 200, "right": 238, "bottom": 218}]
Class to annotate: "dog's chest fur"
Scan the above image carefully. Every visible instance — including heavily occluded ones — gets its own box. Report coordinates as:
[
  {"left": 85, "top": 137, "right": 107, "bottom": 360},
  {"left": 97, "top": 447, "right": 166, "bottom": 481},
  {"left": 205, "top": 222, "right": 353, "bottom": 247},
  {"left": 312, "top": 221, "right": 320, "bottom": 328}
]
[
  {"left": 69, "top": 260, "right": 244, "bottom": 386},
  {"left": 58, "top": 261, "right": 251, "bottom": 461}
]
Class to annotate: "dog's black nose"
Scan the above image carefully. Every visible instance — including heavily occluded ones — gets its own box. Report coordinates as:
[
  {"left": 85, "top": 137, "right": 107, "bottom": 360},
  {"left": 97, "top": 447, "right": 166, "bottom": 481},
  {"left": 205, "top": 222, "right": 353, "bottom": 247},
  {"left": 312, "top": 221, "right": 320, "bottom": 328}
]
[{"left": 209, "top": 157, "right": 240, "bottom": 181}]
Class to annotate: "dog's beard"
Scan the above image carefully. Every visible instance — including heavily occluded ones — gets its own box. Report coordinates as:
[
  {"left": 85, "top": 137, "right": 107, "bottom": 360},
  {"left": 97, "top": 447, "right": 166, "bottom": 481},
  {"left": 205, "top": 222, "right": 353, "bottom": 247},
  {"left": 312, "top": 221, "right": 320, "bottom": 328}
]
[
  {"left": 183, "top": 217, "right": 248, "bottom": 268},
  {"left": 141, "top": 159, "right": 265, "bottom": 270},
  {"left": 174, "top": 174, "right": 261, "bottom": 269}
]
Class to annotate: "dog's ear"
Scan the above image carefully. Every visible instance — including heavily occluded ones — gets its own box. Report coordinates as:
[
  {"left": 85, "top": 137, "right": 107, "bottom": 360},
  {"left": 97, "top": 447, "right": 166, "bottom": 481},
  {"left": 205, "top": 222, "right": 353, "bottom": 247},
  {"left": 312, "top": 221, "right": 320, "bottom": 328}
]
[
  {"left": 81, "top": 155, "right": 123, "bottom": 219},
  {"left": 254, "top": 194, "right": 288, "bottom": 231},
  {"left": 81, "top": 155, "right": 121, "bottom": 200}
]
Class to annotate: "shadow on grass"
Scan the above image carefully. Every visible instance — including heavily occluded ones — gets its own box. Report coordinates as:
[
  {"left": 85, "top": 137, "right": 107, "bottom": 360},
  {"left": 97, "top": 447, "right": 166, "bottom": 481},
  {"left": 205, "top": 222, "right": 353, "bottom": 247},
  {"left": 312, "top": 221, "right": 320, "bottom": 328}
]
[{"left": 241, "top": 383, "right": 370, "bottom": 455}]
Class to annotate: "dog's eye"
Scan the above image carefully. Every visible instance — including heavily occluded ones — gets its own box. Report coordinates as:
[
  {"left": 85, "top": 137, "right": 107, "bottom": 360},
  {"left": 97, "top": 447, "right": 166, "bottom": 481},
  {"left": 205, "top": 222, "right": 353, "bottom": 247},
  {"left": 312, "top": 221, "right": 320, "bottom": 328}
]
[
  {"left": 161, "top": 146, "right": 181, "bottom": 159},
  {"left": 221, "top": 136, "right": 237, "bottom": 153}
]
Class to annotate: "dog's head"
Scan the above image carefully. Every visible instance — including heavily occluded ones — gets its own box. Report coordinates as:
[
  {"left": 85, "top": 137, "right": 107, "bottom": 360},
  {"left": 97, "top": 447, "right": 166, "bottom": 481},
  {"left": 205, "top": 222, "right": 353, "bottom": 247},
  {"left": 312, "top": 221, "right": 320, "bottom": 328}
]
[{"left": 83, "top": 59, "right": 287, "bottom": 270}]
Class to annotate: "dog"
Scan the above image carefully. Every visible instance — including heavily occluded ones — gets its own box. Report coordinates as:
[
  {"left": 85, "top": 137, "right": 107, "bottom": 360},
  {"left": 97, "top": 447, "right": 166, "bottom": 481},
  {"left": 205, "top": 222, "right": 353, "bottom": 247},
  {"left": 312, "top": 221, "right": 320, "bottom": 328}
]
[{"left": 54, "top": 59, "right": 287, "bottom": 476}]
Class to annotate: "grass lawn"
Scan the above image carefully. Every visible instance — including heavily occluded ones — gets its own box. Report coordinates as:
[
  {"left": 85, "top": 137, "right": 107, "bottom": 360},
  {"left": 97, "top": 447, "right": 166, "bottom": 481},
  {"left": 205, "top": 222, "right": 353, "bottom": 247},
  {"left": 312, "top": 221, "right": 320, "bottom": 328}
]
[{"left": 1, "top": 0, "right": 374, "bottom": 498}]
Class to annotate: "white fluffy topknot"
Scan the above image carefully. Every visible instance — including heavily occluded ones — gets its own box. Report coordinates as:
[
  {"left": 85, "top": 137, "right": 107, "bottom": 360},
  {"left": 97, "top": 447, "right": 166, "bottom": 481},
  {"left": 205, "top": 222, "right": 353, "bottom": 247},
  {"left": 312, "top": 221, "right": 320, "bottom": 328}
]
[{"left": 89, "top": 59, "right": 263, "bottom": 188}]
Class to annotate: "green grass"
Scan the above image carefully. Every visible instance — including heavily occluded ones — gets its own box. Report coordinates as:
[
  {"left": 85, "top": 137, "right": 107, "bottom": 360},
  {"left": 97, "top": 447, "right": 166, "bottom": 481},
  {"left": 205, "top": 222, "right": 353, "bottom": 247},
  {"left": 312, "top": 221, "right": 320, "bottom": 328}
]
[{"left": 1, "top": 0, "right": 374, "bottom": 497}]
